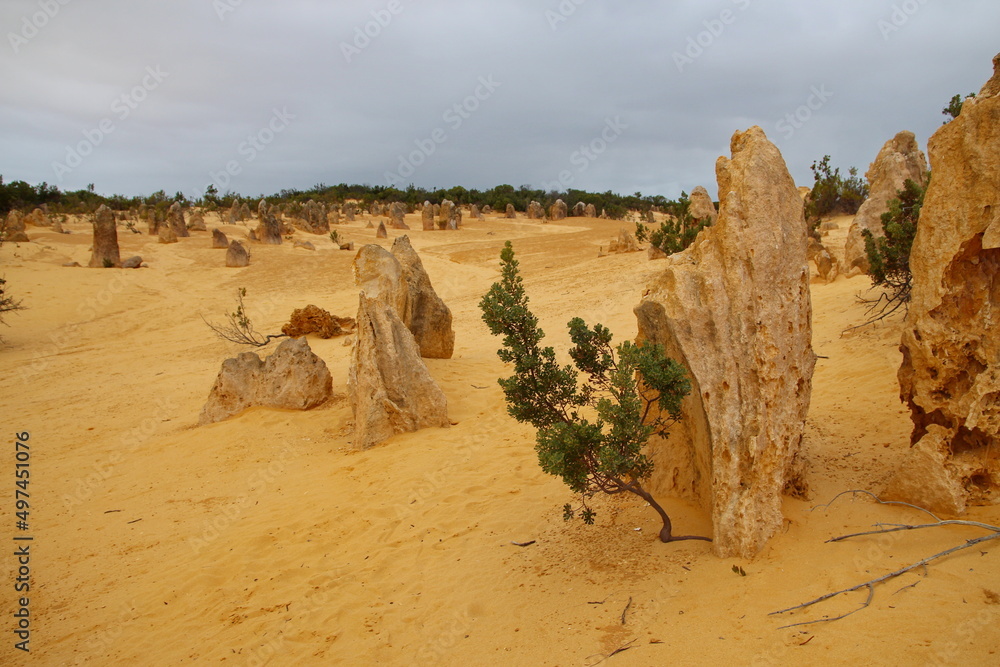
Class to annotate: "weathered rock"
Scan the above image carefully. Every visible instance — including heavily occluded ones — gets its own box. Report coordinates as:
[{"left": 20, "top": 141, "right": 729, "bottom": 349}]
[
  {"left": 844, "top": 131, "right": 928, "bottom": 273},
  {"left": 88, "top": 205, "right": 121, "bottom": 268},
  {"left": 122, "top": 256, "right": 143, "bottom": 269},
  {"left": 584, "top": 203, "right": 597, "bottom": 218},
  {"left": 225, "top": 240, "right": 250, "bottom": 267},
  {"left": 438, "top": 200, "right": 454, "bottom": 230},
  {"left": 634, "top": 126, "right": 815, "bottom": 558},
  {"left": 294, "top": 240, "right": 316, "bottom": 251},
  {"left": 345, "top": 203, "right": 356, "bottom": 222},
  {"left": 888, "top": 54, "right": 1000, "bottom": 513},
  {"left": 608, "top": 228, "right": 640, "bottom": 254},
  {"left": 482, "top": 205, "right": 493, "bottom": 215},
  {"left": 689, "top": 186, "right": 719, "bottom": 223},
  {"left": 505, "top": 204, "right": 516, "bottom": 219},
  {"left": 146, "top": 209, "right": 160, "bottom": 235},
  {"left": 339, "top": 242, "right": 355, "bottom": 251},
  {"left": 448, "top": 206, "right": 462, "bottom": 229},
  {"left": 470, "top": 204, "right": 482, "bottom": 221},
  {"left": 255, "top": 200, "right": 283, "bottom": 245},
  {"left": 2, "top": 211, "right": 29, "bottom": 243},
  {"left": 168, "top": 202, "right": 190, "bottom": 238},
  {"left": 527, "top": 201, "right": 544, "bottom": 219},
  {"left": 349, "top": 244, "right": 450, "bottom": 449},
  {"left": 798, "top": 186, "right": 812, "bottom": 201},
  {"left": 391, "top": 236, "right": 455, "bottom": 359},
  {"left": 572, "top": 202, "right": 586, "bottom": 217},
  {"left": 807, "top": 238, "right": 839, "bottom": 282},
  {"left": 376, "top": 222, "right": 388, "bottom": 239},
  {"left": 158, "top": 225, "right": 178, "bottom": 244},
  {"left": 549, "top": 199, "right": 567, "bottom": 221},
  {"left": 422, "top": 201, "right": 435, "bottom": 230},
  {"left": 302, "top": 199, "right": 329, "bottom": 234},
  {"left": 212, "top": 228, "right": 229, "bottom": 249},
  {"left": 26, "top": 208, "right": 48, "bottom": 227},
  {"left": 389, "top": 202, "right": 409, "bottom": 229},
  {"left": 187, "top": 210, "right": 207, "bottom": 231},
  {"left": 198, "top": 337, "right": 333, "bottom": 425},
  {"left": 282, "top": 304, "right": 356, "bottom": 339},
  {"left": 647, "top": 245, "right": 667, "bottom": 260}
]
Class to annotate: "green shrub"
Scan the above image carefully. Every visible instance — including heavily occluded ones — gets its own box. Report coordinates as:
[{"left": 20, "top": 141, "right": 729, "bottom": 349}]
[{"left": 479, "top": 241, "right": 708, "bottom": 543}]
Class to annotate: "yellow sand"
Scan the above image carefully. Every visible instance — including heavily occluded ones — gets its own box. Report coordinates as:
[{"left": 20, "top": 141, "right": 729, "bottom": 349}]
[{"left": 1, "top": 212, "right": 998, "bottom": 665}]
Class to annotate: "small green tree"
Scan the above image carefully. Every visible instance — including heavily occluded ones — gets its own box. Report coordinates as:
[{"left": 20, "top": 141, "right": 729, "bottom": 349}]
[
  {"left": 479, "top": 241, "right": 708, "bottom": 543},
  {"left": 861, "top": 178, "right": 925, "bottom": 321},
  {"left": 804, "top": 156, "right": 869, "bottom": 233},
  {"left": 649, "top": 212, "right": 711, "bottom": 256},
  {"left": 943, "top": 93, "right": 975, "bottom": 122},
  {"left": 634, "top": 221, "right": 649, "bottom": 244}
]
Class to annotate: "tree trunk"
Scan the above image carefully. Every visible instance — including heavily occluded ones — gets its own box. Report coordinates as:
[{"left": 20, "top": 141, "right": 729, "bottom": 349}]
[{"left": 631, "top": 484, "right": 711, "bottom": 543}]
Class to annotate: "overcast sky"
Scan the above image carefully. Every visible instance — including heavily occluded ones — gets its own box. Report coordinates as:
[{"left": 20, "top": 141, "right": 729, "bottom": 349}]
[{"left": 1, "top": 1, "right": 997, "bottom": 201}]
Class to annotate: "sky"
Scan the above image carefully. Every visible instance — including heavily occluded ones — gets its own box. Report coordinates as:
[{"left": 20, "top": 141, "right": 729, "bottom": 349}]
[{"left": 1, "top": 0, "right": 998, "bottom": 201}]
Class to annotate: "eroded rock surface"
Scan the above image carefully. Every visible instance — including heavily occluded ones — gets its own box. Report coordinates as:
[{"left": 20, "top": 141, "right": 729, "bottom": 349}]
[
  {"left": 89, "top": 205, "right": 121, "bottom": 268},
  {"left": 887, "top": 54, "right": 1000, "bottom": 513},
  {"left": 348, "top": 244, "right": 449, "bottom": 450},
  {"left": 199, "top": 337, "right": 333, "bottom": 425},
  {"left": 634, "top": 126, "right": 815, "bottom": 558},
  {"left": 844, "top": 131, "right": 927, "bottom": 273}
]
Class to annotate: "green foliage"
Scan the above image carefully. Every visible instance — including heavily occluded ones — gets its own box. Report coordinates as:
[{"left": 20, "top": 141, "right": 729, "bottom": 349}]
[
  {"left": 480, "top": 242, "right": 705, "bottom": 543},
  {"left": 863, "top": 178, "right": 924, "bottom": 305},
  {"left": 804, "top": 156, "right": 869, "bottom": 230},
  {"left": 329, "top": 229, "right": 340, "bottom": 244},
  {"left": 0, "top": 276, "right": 25, "bottom": 336},
  {"left": 634, "top": 222, "right": 649, "bottom": 244},
  {"left": 943, "top": 92, "right": 975, "bottom": 122},
  {"left": 649, "top": 212, "right": 711, "bottom": 256}
]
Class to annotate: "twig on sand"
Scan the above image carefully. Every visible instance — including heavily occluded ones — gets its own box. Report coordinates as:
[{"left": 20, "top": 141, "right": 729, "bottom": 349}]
[
  {"left": 585, "top": 639, "right": 638, "bottom": 666},
  {"left": 510, "top": 540, "right": 535, "bottom": 547},
  {"left": 772, "top": 490, "right": 1000, "bottom": 629},
  {"left": 620, "top": 597, "right": 632, "bottom": 625}
]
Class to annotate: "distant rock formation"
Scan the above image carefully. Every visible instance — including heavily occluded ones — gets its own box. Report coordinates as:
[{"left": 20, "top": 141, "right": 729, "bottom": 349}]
[
  {"left": 212, "top": 228, "right": 229, "bottom": 249},
  {"left": 470, "top": 204, "right": 483, "bottom": 221},
  {"left": 438, "top": 200, "right": 454, "bottom": 230},
  {"left": 293, "top": 240, "right": 316, "bottom": 251},
  {"left": 188, "top": 210, "right": 207, "bottom": 232},
  {"left": 256, "top": 200, "right": 283, "bottom": 245},
  {"left": 2, "top": 211, "right": 29, "bottom": 243},
  {"left": 549, "top": 199, "right": 567, "bottom": 221},
  {"left": 389, "top": 202, "right": 409, "bottom": 229},
  {"left": 349, "top": 245, "right": 450, "bottom": 449},
  {"left": 448, "top": 205, "right": 462, "bottom": 229},
  {"left": 122, "top": 256, "right": 143, "bottom": 269},
  {"left": 885, "top": 54, "right": 1000, "bottom": 514},
  {"left": 807, "top": 238, "right": 839, "bottom": 282},
  {"left": 422, "top": 201, "right": 435, "bottom": 230},
  {"left": 844, "top": 131, "right": 928, "bottom": 273},
  {"left": 376, "top": 222, "right": 388, "bottom": 239},
  {"left": 25, "top": 208, "right": 48, "bottom": 227},
  {"left": 88, "top": 205, "right": 121, "bottom": 268},
  {"left": 505, "top": 204, "right": 516, "bottom": 219},
  {"left": 158, "top": 225, "right": 178, "bottom": 244},
  {"left": 608, "top": 228, "right": 640, "bottom": 254},
  {"left": 282, "top": 304, "right": 356, "bottom": 339},
  {"left": 167, "top": 202, "right": 190, "bottom": 238},
  {"left": 391, "top": 236, "right": 455, "bottom": 359},
  {"left": 572, "top": 202, "right": 586, "bottom": 217},
  {"left": 345, "top": 203, "right": 356, "bottom": 222},
  {"left": 198, "top": 337, "right": 333, "bottom": 425},
  {"left": 527, "top": 201, "right": 544, "bottom": 219},
  {"left": 689, "top": 186, "right": 718, "bottom": 223},
  {"left": 225, "top": 240, "right": 250, "bottom": 267},
  {"left": 634, "top": 126, "right": 815, "bottom": 558},
  {"left": 584, "top": 203, "right": 597, "bottom": 218}
]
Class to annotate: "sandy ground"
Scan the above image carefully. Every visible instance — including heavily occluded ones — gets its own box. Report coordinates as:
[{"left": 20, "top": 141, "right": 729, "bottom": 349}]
[{"left": 1, "top": 211, "right": 999, "bottom": 666}]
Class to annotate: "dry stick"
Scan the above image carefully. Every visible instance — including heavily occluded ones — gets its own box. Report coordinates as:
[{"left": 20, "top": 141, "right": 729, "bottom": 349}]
[
  {"left": 772, "top": 490, "right": 1000, "bottom": 629},
  {"left": 620, "top": 597, "right": 633, "bottom": 625}
]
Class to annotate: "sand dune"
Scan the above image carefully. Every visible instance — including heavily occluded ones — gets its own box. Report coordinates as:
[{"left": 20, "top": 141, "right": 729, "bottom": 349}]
[{"left": 2, "top": 212, "right": 999, "bottom": 665}]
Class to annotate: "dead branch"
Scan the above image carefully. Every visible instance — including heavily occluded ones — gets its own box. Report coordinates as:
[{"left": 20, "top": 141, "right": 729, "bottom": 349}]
[
  {"left": 202, "top": 288, "right": 286, "bottom": 347},
  {"left": 772, "top": 490, "right": 1000, "bottom": 628}
]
